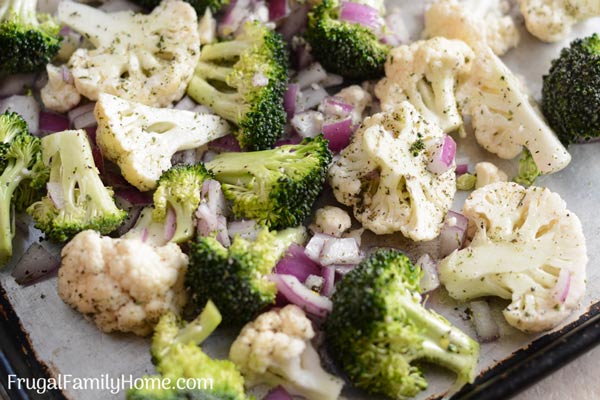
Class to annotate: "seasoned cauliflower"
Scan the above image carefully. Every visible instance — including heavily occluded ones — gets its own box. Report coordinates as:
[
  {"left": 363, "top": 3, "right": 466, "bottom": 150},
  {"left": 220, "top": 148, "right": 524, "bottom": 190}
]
[
  {"left": 58, "top": 230, "right": 189, "bottom": 336},
  {"left": 95, "top": 93, "right": 229, "bottom": 191},
  {"left": 458, "top": 46, "right": 571, "bottom": 174},
  {"left": 424, "top": 0, "right": 520, "bottom": 56},
  {"left": 331, "top": 85, "right": 372, "bottom": 126},
  {"left": 329, "top": 102, "right": 456, "bottom": 241},
  {"left": 310, "top": 206, "right": 352, "bottom": 237},
  {"left": 474, "top": 161, "right": 508, "bottom": 188},
  {"left": 57, "top": 0, "right": 200, "bottom": 107},
  {"left": 229, "top": 305, "right": 344, "bottom": 400},
  {"left": 40, "top": 65, "right": 81, "bottom": 113},
  {"left": 438, "top": 182, "right": 587, "bottom": 333},
  {"left": 518, "top": 0, "right": 600, "bottom": 43},
  {"left": 375, "top": 37, "right": 474, "bottom": 134}
]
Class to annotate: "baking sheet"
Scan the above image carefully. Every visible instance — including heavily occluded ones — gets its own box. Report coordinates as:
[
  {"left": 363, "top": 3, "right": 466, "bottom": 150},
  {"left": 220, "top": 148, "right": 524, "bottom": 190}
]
[{"left": 1, "top": 1, "right": 600, "bottom": 399}]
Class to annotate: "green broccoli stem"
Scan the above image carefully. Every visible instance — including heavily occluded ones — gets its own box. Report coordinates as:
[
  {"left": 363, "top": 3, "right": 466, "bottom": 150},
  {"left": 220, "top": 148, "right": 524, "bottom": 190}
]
[
  {"left": 187, "top": 76, "right": 245, "bottom": 123},
  {"left": 171, "top": 203, "right": 196, "bottom": 243},
  {"left": 174, "top": 300, "right": 222, "bottom": 346},
  {"left": 0, "top": 159, "right": 29, "bottom": 264},
  {"left": 199, "top": 40, "right": 251, "bottom": 61},
  {"left": 195, "top": 61, "right": 233, "bottom": 83}
]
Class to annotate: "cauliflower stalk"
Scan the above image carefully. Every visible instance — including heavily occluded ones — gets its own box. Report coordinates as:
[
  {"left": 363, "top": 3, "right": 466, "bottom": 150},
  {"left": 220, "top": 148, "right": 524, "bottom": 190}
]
[
  {"left": 229, "top": 305, "right": 344, "bottom": 400},
  {"left": 438, "top": 182, "right": 587, "bottom": 333},
  {"left": 58, "top": 230, "right": 189, "bottom": 336},
  {"left": 375, "top": 37, "right": 474, "bottom": 134},
  {"left": 518, "top": 0, "right": 600, "bottom": 43},
  {"left": 57, "top": 0, "right": 200, "bottom": 107},
  {"left": 328, "top": 102, "right": 456, "bottom": 241},
  {"left": 95, "top": 93, "right": 229, "bottom": 191},
  {"left": 41, "top": 65, "right": 81, "bottom": 113},
  {"left": 424, "top": 0, "right": 520, "bottom": 56},
  {"left": 458, "top": 46, "right": 571, "bottom": 174}
]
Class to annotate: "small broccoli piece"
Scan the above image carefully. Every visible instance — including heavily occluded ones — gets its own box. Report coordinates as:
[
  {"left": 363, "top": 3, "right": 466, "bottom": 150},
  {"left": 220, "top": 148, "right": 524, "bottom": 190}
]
[
  {"left": 131, "top": 0, "right": 229, "bottom": 15},
  {"left": 27, "top": 130, "right": 126, "bottom": 243},
  {"left": 513, "top": 149, "right": 540, "bottom": 187},
  {"left": 305, "top": 0, "right": 389, "bottom": 80},
  {"left": 0, "top": 112, "right": 47, "bottom": 265},
  {"left": 187, "top": 226, "right": 306, "bottom": 325},
  {"left": 127, "top": 301, "right": 249, "bottom": 400},
  {"left": 326, "top": 249, "right": 480, "bottom": 399},
  {"left": 206, "top": 136, "right": 332, "bottom": 230},
  {"left": 0, "top": 0, "right": 61, "bottom": 75},
  {"left": 152, "top": 164, "right": 214, "bottom": 244},
  {"left": 187, "top": 21, "right": 288, "bottom": 151},
  {"left": 542, "top": 34, "right": 600, "bottom": 144}
]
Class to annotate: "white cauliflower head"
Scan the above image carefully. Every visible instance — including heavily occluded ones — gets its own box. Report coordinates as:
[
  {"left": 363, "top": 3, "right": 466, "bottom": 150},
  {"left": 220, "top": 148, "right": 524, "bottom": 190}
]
[
  {"left": 310, "top": 206, "right": 352, "bottom": 237},
  {"left": 457, "top": 46, "right": 571, "bottom": 174},
  {"left": 95, "top": 93, "right": 230, "bottom": 191},
  {"left": 41, "top": 65, "right": 81, "bottom": 113},
  {"left": 58, "top": 230, "right": 189, "bottom": 336},
  {"left": 438, "top": 182, "right": 587, "bottom": 333},
  {"left": 474, "top": 161, "right": 508, "bottom": 188},
  {"left": 229, "top": 305, "right": 344, "bottom": 400},
  {"left": 518, "top": 0, "right": 600, "bottom": 43},
  {"left": 328, "top": 102, "right": 456, "bottom": 241},
  {"left": 57, "top": 0, "right": 200, "bottom": 107},
  {"left": 375, "top": 37, "right": 474, "bottom": 134},
  {"left": 424, "top": 0, "right": 520, "bottom": 56}
]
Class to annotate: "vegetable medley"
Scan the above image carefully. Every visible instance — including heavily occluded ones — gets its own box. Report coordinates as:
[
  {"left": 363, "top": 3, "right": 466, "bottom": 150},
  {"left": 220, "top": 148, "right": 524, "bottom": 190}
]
[{"left": 0, "top": 0, "right": 597, "bottom": 398}]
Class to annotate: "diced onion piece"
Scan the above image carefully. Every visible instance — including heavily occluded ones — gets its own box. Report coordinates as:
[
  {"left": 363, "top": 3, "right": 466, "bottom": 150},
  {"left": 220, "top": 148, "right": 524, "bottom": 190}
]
[
  {"left": 292, "top": 38, "right": 314, "bottom": 70},
  {"left": 470, "top": 300, "right": 500, "bottom": 343},
  {"left": 439, "top": 210, "right": 468, "bottom": 258},
  {"left": 12, "top": 243, "right": 60, "bottom": 286},
  {"left": 171, "top": 149, "right": 198, "bottom": 165},
  {"left": 67, "top": 102, "right": 95, "bottom": 123},
  {"left": 322, "top": 117, "right": 353, "bottom": 152},
  {"left": 116, "top": 205, "right": 143, "bottom": 236},
  {"left": 0, "top": 74, "right": 35, "bottom": 97},
  {"left": 202, "top": 179, "right": 228, "bottom": 216},
  {"left": 416, "top": 254, "right": 439, "bottom": 293},
  {"left": 428, "top": 134, "right": 456, "bottom": 175},
  {"left": 275, "top": 135, "right": 303, "bottom": 146},
  {"left": 39, "top": 111, "right": 69, "bottom": 135},
  {"left": 269, "top": 0, "right": 288, "bottom": 21},
  {"left": 46, "top": 182, "right": 65, "bottom": 210},
  {"left": 208, "top": 134, "right": 241, "bottom": 152},
  {"left": 552, "top": 269, "right": 571, "bottom": 304},
  {"left": 265, "top": 386, "right": 294, "bottom": 400},
  {"left": 455, "top": 163, "right": 469, "bottom": 175},
  {"left": 320, "top": 97, "right": 354, "bottom": 118},
  {"left": 332, "top": 264, "right": 356, "bottom": 275},
  {"left": 284, "top": 83, "right": 299, "bottom": 118},
  {"left": 114, "top": 188, "right": 153, "bottom": 206},
  {"left": 269, "top": 274, "right": 333, "bottom": 318},
  {"left": 275, "top": 243, "right": 321, "bottom": 282},
  {"left": 163, "top": 206, "right": 177, "bottom": 242},
  {"left": 339, "top": 1, "right": 382, "bottom": 31},
  {"left": 291, "top": 111, "right": 324, "bottom": 138},
  {"left": 304, "top": 274, "right": 325, "bottom": 292},
  {"left": 297, "top": 85, "right": 328, "bottom": 112},
  {"left": 294, "top": 62, "right": 328, "bottom": 89},
  {"left": 277, "top": 3, "right": 310, "bottom": 42},
  {"left": 174, "top": 96, "right": 198, "bottom": 111},
  {"left": 319, "top": 237, "right": 362, "bottom": 266},
  {"left": 321, "top": 266, "right": 335, "bottom": 297},
  {"left": 0, "top": 95, "right": 40, "bottom": 133},
  {"left": 305, "top": 233, "right": 330, "bottom": 262},
  {"left": 72, "top": 110, "right": 97, "bottom": 129},
  {"left": 227, "top": 220, "right": 259, "bottom": 241},
  {"left": 321, "top": 73, "right": 344, "bottom": 88}
]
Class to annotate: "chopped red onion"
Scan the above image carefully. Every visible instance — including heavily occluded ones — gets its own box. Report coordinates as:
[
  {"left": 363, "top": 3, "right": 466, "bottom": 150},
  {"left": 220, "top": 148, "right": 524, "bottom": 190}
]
[
  {"left": 297, "top": 85, "right": 328, "bottom": 112},
  {"left": 269, "top": 0, "right": 289, "bottom": 21},
  {"left": 321, "top": 266, "right": 335, "bottom": 297},
  {"left": 174, "top": 96, "right": 198, "bottom": 111},
  {"left": 0, "top": 95, "right": 40, "bottom": 133},
  {"left": 215, "top": 215, "right": 230, "bottom": 247},
  {"left": 304, "top": 274, "right": 325, "bottom": 292},
  {"left": 275, "top": 243, "right": 321, "bottom": 282},
  {"left": 277, "top": 4, "right": 310, "bottom": 42},
  {"left": 416, "top": 254, "right": 439, "bottom": 293},
  {"left": 114, "top": 188, "right": 153, "bottom": 206},
  {"left": 428, "top": 134, "right": 456, "bottom": 175},
  {"left": 455, "top": 163, "right": 469, "bottom": 175},
  {"left": 292, "top": 38, "right": 314, "bottom": 70},
  {"left": 196, "top": 203, "right": 230, "bottom": 246},
  {"left": 304, "top": 233, "right": 330, "bottom": 262},
  {"left": 332, "top": 264, "right": 356, "bottom": 275},
  {"left": 269, "top": 274, "right": 333, "bottom": 318},
  {"left": 11, "top": 243, "right": 60, "bottom": 286},
  {"left": 320, "top": 97, "right": 353, "bottom": 118},
  {"left": 61, "top": 65, "right": 74, "bottom": 85},
  {"left": 116, "top": 205, "right": 143, "bottom": 236},
  {"left": 291, "top": 111, "right": 324, "bottom": 138},
  {"left": 227, "top": 219, "right": 260, "bottom": 241},
  {"left": 294, "top": 63, "right": 327, "bottom": 89},
  {"left": 141, "top": 227, "right": 149, "bottom": 243},
  {"left": 47, "top": 182, "right": 65, "bottom": 210},
  {"left": 322, "top": 118, "right": 353, "bottom": 152},
  {"left": 203, "top": 179, "right": 228, "bottom": 216},
  {"left": 552, "top": 269, "right": 571, "bottom": 304},
  {"left": 284, "top": 83, "right": 299, "bottom": 118},
  {"left": 38, "top": 111, "right": 69, "bottom": 135},
  {"left": 321, "top": 73, "right": 344, "bottom": 88},
  {"left": 439, "top": 211, "right": 468, "bottom": 258},
  {"left": 274, "top": 135, "right": 303, "bottom": 146},
  {"left": 164, "top": 206, "right": 177, "bottom": 242},
  {"left": 208, "top": 134, "right": 241, "bottom": 152},
  {"left": 67, "top": 102, "right": 96, "bottom": 122},
  {"left": 202, "top": 150, "right": 218, "bottom": 163},
  {"left": 171, "top": 149, "right": 198, "bottom": 165},
  {"left": 319, "top": 237, "right": 362, "bottom": 266},
  {"left": 191, "top": 105, "right": 213, "bottom": 114},
  {"left": 265, "top": 386, "right": 294, "bottom": 400},
  {"left": 0, "top": 74, "right": 35, "bottom": 97},
  {"left": 72, "top": 110, "right": 97, "bottom": 129},
  {"left": 339, "top": 1, "right": 382, "bottom": 31},
  {"left": 470, "top": 300, "right": 500, "bottom": 343}
]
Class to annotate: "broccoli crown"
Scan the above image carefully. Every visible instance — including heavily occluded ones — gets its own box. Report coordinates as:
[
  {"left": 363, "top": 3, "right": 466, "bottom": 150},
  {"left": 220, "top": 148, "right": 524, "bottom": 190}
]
[
  {"left": 206, "top": 135, "right": 332, "bottom": 230},
  {"left": 305, "top": 0, "right": 389, "bottom": 80},
  {"left": 542, "top": 34, "right": 600, "bottom": 144},
  {"left": 131, "top": 0, "right": 229, "bottom": 15},
  {"left": 187, "top": 21, "right": 288, "bottom": 151},
  {"left": 0, "top": 0, "right": 61, "bottom": 75},
  {"left": 187, "top": 227, "right": 303, "bottom": 325},
  {"left": 0, "top": 112, "right": 47, "bottom": 265},
  {"left": 27, "top": 130, "right": 126, "bottom": 242},
  {"left": 152, "top": 164, "right": 213, "bottom": 243},
  {"left": 326, "top": 249, "right": 480, "bottom": 399}
]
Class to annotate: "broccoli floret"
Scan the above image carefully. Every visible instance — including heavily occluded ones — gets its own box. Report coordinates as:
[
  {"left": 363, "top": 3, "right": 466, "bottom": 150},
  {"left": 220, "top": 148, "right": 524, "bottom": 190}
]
[
  {"left": 513, "top": 148, "right": 540, "bottom": 187},
  {"left": 187, "top": 226, "right": 305, "bottom": 325},
  {"left": 127, "top": 301, "right": 250, "bottom": 400},
  {"left": 0, "top": 0, "right": 61, "bottom": 75},
  {"left": 0, "top": 112, "right": 47, "bottom": 265},
  {"left": 206, "top": 136, "right": 332, "bottom": 230},
  {"left": 131, "top": 0, "right": 229, "bottom": 15},
  {"left": 152, "top": 164, "right": 214, "bottom": 244},
  {"left": 542, "top": 34, "right": 600, "bottom": 144},
  {"left": 326, "top": 249, "right": 480, "bottom": 399},
  {"left": 27, "top": 130, "right": 126, "bottom": 242},
  {"left": 187, "top": 21, "right": 288, "bottom": 151},
  {"left": 305, "top": 0, "right": 389, "bottom": 80}
]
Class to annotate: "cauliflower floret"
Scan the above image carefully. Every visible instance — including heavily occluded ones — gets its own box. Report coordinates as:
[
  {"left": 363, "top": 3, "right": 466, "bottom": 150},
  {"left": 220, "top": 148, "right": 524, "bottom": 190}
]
[
  {"left": 438, "top": 182, "right": 587, "bottom": 333},
  {"left": 229, "top": 305, "right": 344, "bottom": 400},
  {"left": 424, "top": 0, "right": 520, "bottom": 56},
  {"left": 58, "top": 230, "right": 189, "bottom": 336},
  {"left": 518, "top": 0, "right": 600, "bottom": 43},
  {"left": 458, "top": 46, "right": 571, "bottom": 174},
  {"left": 40, "top": 65, "right": 81, "bottom": 113},
  {"left": 310, "top": 206, "right": 352, "bottom": 237},
  {"left": 375, "top": 37, "right": 474, "bottom": 134},
  {"left": 474, "top": 161, "right": 508, "bottom": 188},
  {"left": 95, "top": 93, "right": 229, "bottom": 191},
  {"left": 57, "top": 0, "right": 200, "bottom": 107},
  {"left": 331, "top": 85, "right": 372, "bottom": 126},
  {"left": 328, "top": 102, "right": 456, "bottom": 241}
]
